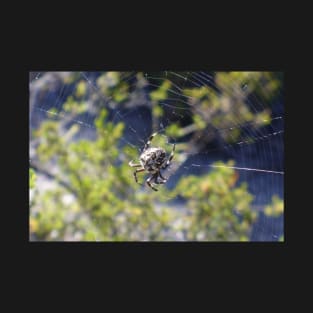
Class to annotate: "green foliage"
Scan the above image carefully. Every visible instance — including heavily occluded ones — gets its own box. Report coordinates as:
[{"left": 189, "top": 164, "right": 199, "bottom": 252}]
[
  {"left": 63, "top": 96, "right": 87, "bottom": 114},
  {"left": 96, "top": 72, "right": 129, "bottom": 103},
  {"left": 31, "top": 103, "right": 178, "bottom": 240},
  {"left": 165, "top": 123, "right": 181, "bottom": 138},
  {"left": 178, "top": 71, "right": 282, "bottom": 144},
  {"left": 149, "top": 79, "right": 172, "bottom": 128},
  {"left": 75, "top": 80, "right": 87, "bottom": 98},
  {"left": 193, "top": 114, "right": 206, "bottom": 130},
  {"left": 150, "top": 79, "right": 171, "bottom": 101},
  {"left": 215, "top": 71, "right": 281, "bottom": 102},
  {"left": 29, "top": 168, "right": 36, "bottom": 189},
  {"left": 152, "top": 104, "right": 163, "bottom": 118},
  {"left": 171, "top": 161, "right": 257, "bottom": 241},
  {"left": 31, "top": 102, "right": 260, "bottom": 241},
  {"left": 264, "top": 195, "right": 284, "bottom": 217}
]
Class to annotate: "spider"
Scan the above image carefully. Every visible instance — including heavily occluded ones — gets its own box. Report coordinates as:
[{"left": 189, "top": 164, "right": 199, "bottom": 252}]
[{"left": 129, "top": 132, "right": 175, "bottom": 191}]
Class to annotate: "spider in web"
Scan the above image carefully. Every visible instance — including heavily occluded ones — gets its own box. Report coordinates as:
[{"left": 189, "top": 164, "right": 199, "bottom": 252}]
[{"left": 129, "top": 132, "right": 176, "bottom": 191}]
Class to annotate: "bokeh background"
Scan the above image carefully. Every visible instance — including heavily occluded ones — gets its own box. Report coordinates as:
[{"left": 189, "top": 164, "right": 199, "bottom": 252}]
[{"left": 29, "top": 71, "right": 284, "bottom": 241}]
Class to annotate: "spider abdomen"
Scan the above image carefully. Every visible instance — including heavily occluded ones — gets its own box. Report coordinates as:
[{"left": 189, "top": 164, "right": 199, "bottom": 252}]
[
  {"left": 140, "top": 147, "right": 166, "bottom": 172},
  {"left": 129, "top": 133, "right": 175, "bottom": 191}
]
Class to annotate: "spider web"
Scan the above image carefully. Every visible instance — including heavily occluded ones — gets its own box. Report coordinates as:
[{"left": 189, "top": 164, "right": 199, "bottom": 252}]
[{"left": 29, "top": 71, "right": 284, "bottom": 241}]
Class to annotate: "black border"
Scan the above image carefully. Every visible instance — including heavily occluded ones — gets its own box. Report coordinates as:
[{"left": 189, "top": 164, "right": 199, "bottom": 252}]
[{"left": 9, "top": 30, "right": 299, "bottom": 282}]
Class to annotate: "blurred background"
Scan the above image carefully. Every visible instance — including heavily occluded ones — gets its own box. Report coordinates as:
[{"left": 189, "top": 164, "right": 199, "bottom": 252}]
[{"left": 29, "top": 71, "right": 284, "bottom": 241}]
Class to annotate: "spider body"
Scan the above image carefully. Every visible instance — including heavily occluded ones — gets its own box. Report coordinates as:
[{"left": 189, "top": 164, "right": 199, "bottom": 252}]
[
  {"left": 140, "top": 147, "right": 166, "bottom": 173},
  {"left": 129, "top": 133, "right": 175, "bottom": 191}
]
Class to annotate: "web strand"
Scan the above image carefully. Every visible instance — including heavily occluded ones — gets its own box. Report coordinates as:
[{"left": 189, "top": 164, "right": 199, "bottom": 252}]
[{"left": 206, "top": 164, "right": 284, "bottom": 175}]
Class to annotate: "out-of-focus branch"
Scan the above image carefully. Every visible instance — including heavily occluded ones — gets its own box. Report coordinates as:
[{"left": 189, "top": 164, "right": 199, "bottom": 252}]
[{"left": 29, "top": 160, "right": 77, "bottom": 196}]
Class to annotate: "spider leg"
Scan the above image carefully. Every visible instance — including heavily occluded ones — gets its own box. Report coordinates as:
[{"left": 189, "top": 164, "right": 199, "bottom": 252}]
[
  {"left": 154, "top": 173, "right": 166, "bottom": 185},
  {"left": 129, "top": 160, "right": 142, "bottom": 167},
  {"left": 133, "top": 168, "right": 145, "bottom": 184},
  {"left": 146, "top": 174, "right": 158, "bottom": 191},
  {"left": 158, "top": 171, "right": 167, "bottom": 182},
  {"left": 144, "top": 132, "right": 158, "bottom": 151},
  {"left": 161, "top": 143, "right": 175, "bottom": 170}
]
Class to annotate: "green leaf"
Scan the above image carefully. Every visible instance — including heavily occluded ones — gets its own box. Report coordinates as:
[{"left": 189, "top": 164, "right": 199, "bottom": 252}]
[
  {"left": 75, "top": 80, "right": 87, "bottom": 98},
  {"left": 150, "top": 80, "right": 171, "bottom": 101},
  {"left": 29, "top": 168, "right": 36, "bottom": 189},
  {"left": 264, "top": 195, "right": 284, "bottom": 217}
]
